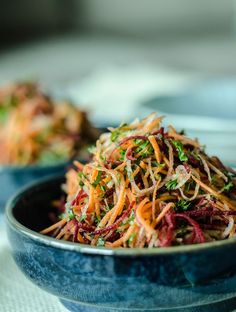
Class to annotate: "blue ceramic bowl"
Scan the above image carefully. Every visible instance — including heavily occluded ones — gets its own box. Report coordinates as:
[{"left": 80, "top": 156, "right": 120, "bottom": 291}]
[{"left": 5, "top": 176, "right": 236, "bottom": 312}]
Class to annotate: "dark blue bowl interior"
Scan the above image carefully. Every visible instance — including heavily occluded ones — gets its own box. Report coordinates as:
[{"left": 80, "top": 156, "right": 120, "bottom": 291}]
[{"left": 11, "top": 175, "right": 65, "bottom": 232}]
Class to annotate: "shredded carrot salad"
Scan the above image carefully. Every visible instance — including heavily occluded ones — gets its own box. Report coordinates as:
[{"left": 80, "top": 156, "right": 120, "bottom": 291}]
[
  {"left": 41, "top": 113, "right": 236, "bottom": 248},
  {"left": 0, "top": 82, "right": 97, "bottom": 165}
]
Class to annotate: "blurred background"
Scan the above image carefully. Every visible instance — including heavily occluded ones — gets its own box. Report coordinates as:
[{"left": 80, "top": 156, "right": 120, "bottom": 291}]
[{"left": 0, "top": 0, "right": 236, "bottom": 164}]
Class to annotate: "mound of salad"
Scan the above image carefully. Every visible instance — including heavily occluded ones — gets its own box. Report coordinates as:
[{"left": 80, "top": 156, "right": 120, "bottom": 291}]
[
  {"left": 41, "top": 113, "right": 236, "bottom": 248},
  {"left": 0, "top": 82, "right": 98, "bottom": 165}
]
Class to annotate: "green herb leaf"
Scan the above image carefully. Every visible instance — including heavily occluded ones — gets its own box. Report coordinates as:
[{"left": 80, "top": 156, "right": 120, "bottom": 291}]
[
  {"left": 78, "top": 172, "right": 86, "bottom": 179},
  {"left": 221, "top": 181, "right": 234, "bottom": 193},
  {"left": 134, "top": 139, "right": 149, "bottom": 150},
  {"left": 151, "top": 161, "right": 165, "bottom": 169},
  {"left": 92, "top": 171, "right": 102, "bottom": 188},
  {"left": 127, "top": 233, "right": 136, "bottom": 245},
  {"left": 122, "top": 209, "right": 135, "bottom": 226},
  {"left": 68, "top": 210, "right": 75, "bottom": 220},
  {"left": 191, "top": 151, "right": 200, "bottom": 161},
  {"left": 175, "top": 199, "right": 191, "bottom": 212},
  {"left": 134, "top": 140, "right": 152, "bottom": 157},
  {"left": 185, "top": 180, "right": 195, "bottom": 192},
  {"left": 87, "top": 145, "right": 96, "bottom": 154},
  {"left": 151, "top": 160, "right": 159, "bottom": 167},
  {"left": 94, "top": 215, "right": 101, "bottom": 225},
  {"left": 110, "top": 127, "right": 126, "bottom": 142},
  {"left": 166, "top": 179, "right": 178, "bottom": 190},
  {"left": 179, "top": 129, "right": 186, "bottom": 135},
  {"left": 104, "top": 203, "right": 113, "bottom": 212},
  {"left": 79, "top": 214, "right": 87, "bottom": 222},
  {"left": 96, "top": 237, "right": 105, "bottom": 247},
  {"left": 116, "top": 228, "right": 123, "bottom": 233},
  {"left": 119, "top": 148, "right": 126, "bottom": 160},
  {"left": 140, "top": 148, "right": 154, "bottom": 158},
  {"left": 78, "top": 172, "right": 86, "bottom": 186},
  {"left": 100, "top": 185, "right": 106, "bottom": 192},
  {"left": 100, "top": 154, "right": 106, "bottom": 161},
  {"left": 172, "top": 140, "right": 188, "bottom": 162}
]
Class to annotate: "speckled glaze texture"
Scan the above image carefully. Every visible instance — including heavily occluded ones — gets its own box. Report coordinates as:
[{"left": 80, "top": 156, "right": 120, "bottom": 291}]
[{"left": 6, "top": 177, "right": 236, "bottom": 311}]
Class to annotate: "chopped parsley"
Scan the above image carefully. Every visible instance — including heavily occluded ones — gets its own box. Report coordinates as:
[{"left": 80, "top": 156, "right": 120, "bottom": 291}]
[
  {"left": 122, "top": 209, "right": 135, "bottom": 226},
  {"left": 78, "top": 172, "right": 85, "bottom": 178},
  {"left": 221, "top": 181, "right": 234, "bottom": 193},
  {"left": 104, "top": 203, "right": 113, "bottom": 212},
  {"left": 127, "top": 233, "right": 136, "bottom": 245},
  {"left": 68, "top": 210, "right": 75, "bottom": 220},
  {"left": 119, "top": 148, "right": 126, "bottom": 160},
  {"left": 175, "top": 199, "right": 191, "bottom": 212},
  {"left": 96, "top": 237, "right": 105, "bottom": 247},
  {"left": 185, "top": 181, "right": 195, "bottom": 192},
  {"left": 78, "top": 172, "right": 87, "bottom": 186},
  {"left": 166, "top": 179, "right": 178, "bottom": 190},
  {"left": 140, "top": 148, "right": 154, "bottom": 158},
  {"left": 101, "top": 155, "right": 106, "bottom": 161},
  {"left": 92, "top": 171, "right": 102, "bottom": 188},
  {"left": 151, "top": 160, "right": 159, "bottom": 167},
  {"left": 111, "top": 129, "right": 122, "bottom": 142},
  {"left": 134, "top": 140, "right": 153, "bottom": 158},
  {"left": 79, "top": 214, "right": 87, "bottom": 222},
  {"left": 172, "top": 140, "right": 188, "bottom": 162},
  {"left": 87, "top": 145, "right": 96, "bottom": 154},
  {"left": 179, "top": 129, "right": 186, "bottom": 135},
  {"left": 94, "top": 215, "right": 101, "bottom": 225},
  {"left": 100, "top": 185, "right": 106, "bottom": 192},
  {"left": 191, "top": 151, "right": 200, "bottom": 160},
  {"left": 134, "top": 139, "right": 149, "bottom": 151},
  {"left": 111, "top": 124, "right": 127, "bottom": 142}
]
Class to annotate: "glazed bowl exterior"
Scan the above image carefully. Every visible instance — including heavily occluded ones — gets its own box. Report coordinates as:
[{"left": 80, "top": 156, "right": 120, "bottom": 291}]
[{"left": 5, "top": 176, "right": 236, "bottom": 311}]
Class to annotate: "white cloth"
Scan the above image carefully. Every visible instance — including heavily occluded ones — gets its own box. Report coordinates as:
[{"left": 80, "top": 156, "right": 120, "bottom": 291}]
[{"left": 0, "top": 218, "right": 67, "bottom": 312}]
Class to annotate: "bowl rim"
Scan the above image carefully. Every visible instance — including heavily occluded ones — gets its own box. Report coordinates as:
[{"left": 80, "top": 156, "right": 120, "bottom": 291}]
[
  {"left": 5, "top": 175, "right": 236, "bottom": 257},
  {"left": 0, "top": 160, "right": 70, "bottom": 173}
]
